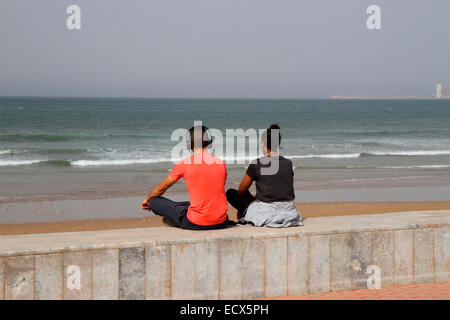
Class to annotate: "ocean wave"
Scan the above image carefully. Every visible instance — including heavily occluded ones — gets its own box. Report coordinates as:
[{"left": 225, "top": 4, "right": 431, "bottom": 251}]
[
  {"left": 287, "top": 150, "right": 450, "bottom": 159},
  {"left": 292, "top": 164, "right": 450, "bottom": 170},
  {"left": 0, "top": 150, "right": 14, "bottom": 155},
  {"left": 3, "top": 150, "right": 450, "bottom": 168},
  {"left": 36, "top": 149, "right": 89, "bottom": 155},
  {"left": 0, "top": 133, "right": 155, "bottom": 143},
  {"left": 71, "top": 158, "right": 175, "bottom": 166},
  {"left": 0, "top": 160, "right": 42, "bottom": 166},
  {"left": 378, "top": 165, "right": 450, "bottom": 169},
  {"left": 0, "top": 134, "right": 92, "bottom": 142},
  {"left": 0, "top": 158, "right": 175, "bottom": 167},
  {"left": 361, "top": 150, "right": 450, "bottom": 157},
  {"left": 41, "top": 160, "right": 72, "bottom": 166},
  {"left": 336, "top": 129, "right": 449, "bottom": 137},
  {"left": 342, "top": 164, "right": 450, "bottom": 169},
  {"left": 288, "top": 153, "right": 361, "bottom": 159}
]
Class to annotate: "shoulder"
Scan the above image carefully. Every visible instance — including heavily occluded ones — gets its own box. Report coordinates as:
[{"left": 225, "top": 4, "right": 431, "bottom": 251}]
[
  {"left": 249, "top": 158, "right": 260, "bottom": 166},
  {"left": 280, "top": 155, "right": 292, "bottom": 164},
  {"left": 172, "top": 155, "right": 196, "bottom": 168},
  {"left": 279, "top": 156, "right": 294, "bottom": 174},
  {"left": 206, "top": 152, "right": 225, "bottom": 165},
  {"left": 178, "top": 155, "right": 194, "bottom": 165},
  {"left": 255, "top": 156, "right": 270, "bottom": 165},
  {"left": 247, "top": 157, "right": 267, "bottom": 170},
  {"left": 246, "top": 158, "right": 260, "bottom": 176}
]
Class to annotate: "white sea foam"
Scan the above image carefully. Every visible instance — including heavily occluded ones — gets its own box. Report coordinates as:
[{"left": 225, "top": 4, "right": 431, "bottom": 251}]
[
  {"left": 0, "top": 160, "right": 42, "bottom": 166},
  {"left": 67, "top": 151, "right": 450, "bottom": 167},
  {"left": 3, "top": 150, "right": 450, "bottom": 168},
  {"left": 288, "top": 153, "right": 361, "bottom": 159},
  {"left": 71, "top": 158, "right": 176, "bottom": 166},
  {"left": 368, "top": 150, "right": 450, "bottom": 156},
  {"left": 378, "top": 164, "right": 450, "bottom": 169},
  {"left": 287, "top": 150, "right": 450, "bottom": 160},
  {"left": 71, "top": 154, "right": 260, "bottom": 166}
]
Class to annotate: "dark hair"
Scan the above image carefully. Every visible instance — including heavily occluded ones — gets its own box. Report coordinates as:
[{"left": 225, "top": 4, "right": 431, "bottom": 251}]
[
  {"left": 188, "top": 125, "right": 213, "bottom": 150},
  {"left": 262, "top": 124, "right": 281, "bottom": 151}
]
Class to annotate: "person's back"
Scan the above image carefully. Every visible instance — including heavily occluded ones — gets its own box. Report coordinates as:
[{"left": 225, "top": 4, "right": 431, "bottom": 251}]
[
  {"left": 247, "top": 155, "right": 295, "bottom": 203},
  {"left": 170, "top": 152, "right": 228, "bottom": 226}
]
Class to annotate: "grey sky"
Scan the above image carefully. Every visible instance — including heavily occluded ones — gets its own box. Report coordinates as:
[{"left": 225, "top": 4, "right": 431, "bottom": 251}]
[{"left": 0, "top": 0, "right": 449, "bottom": 98}]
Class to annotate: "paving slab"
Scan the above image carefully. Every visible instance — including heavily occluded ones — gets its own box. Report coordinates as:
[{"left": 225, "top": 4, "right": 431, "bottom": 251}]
[
  {"left": 4, "top": 255, "right": 34, "bottom": 300},
  {"left": 287, "top": 235, "right": 308, "bottom": 295},
  {"left": 35, "top": 253, "right": 63, "bottom": 300},
  {"left": 146, "top": 245, "right": 171, "bottom": 300},
  {"left": 330, "top": 233, "right": 352, "bottom": 292},
  {"left": 434, "top": 228, "right": 449, "bottom": 282},
  {"left": 119, "top": 247, "right": 146, "bottom": 300},
  {"left": 92, "top": 249, "right": 119, "bottom": 300},
  {"left": 219, "top": 239, "right": 242, "bottom": 299},
  {"left": 373, "top": 231, "right": 394, "bottom": 287},
  {"left": 350, "top": 231, "right": 373, "bottom": 290},
  {"left": 265, "top": 237, "right": 288, "bottom": 297},
  {"left": 414, "top": 229, "right": 434, "bottom": 284},
  {"left": 194, "top": 241, "right": 219, "bottom": 300},
  {"left": 309, "top": 235, "right": 330, "bottom": 294},
  {"left": 242, "top": 239, "right": 265, "bottom": 299},
  {"left": 393, "top": 229, "right": 414, "bottom": 285},
  {"left": 171, "top": 243, "right": 196, "bottom": 300},
  {"left": 63, "top": 251, "right": 91, "bottom": 300},
  {"left": 0, "top": 258, "right": 4, "bottom": 300}
]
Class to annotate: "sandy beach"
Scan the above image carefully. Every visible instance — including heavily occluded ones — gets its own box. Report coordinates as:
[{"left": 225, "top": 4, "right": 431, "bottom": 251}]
[{"left": 1, "top": 201, "right": 449, "bottom": 236}]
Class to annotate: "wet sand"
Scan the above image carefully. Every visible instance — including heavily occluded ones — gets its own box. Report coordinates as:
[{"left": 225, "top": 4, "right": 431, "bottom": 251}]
[{"left": 1, "top": 201, "right": 450, "bottom": 236}]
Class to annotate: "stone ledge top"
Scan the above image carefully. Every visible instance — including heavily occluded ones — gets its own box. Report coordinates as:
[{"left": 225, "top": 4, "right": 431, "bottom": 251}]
[{"left": 0, "top": 210, "right": 449, "bottom": 257}]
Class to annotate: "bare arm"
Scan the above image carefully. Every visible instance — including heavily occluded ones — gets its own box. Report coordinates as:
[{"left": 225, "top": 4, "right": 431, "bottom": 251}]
[
  {"left": 238, "top": 174, "right": 253, "bottom": 196},
  {"left": 141, "top": 176, "right": 177, "bottom": 210}
]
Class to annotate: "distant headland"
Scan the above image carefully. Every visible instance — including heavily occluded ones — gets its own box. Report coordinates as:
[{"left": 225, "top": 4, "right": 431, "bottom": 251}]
[{"left": 330, "top": 96, "right": 449, "bottom": 100}]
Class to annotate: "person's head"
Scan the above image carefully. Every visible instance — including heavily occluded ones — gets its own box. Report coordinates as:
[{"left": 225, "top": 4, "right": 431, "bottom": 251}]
[
  {"left": 261, "top": 124, "right": 281, "bottom": 155},
  {"left": 187, "top": 125, "right": 213, "bottom": 151}
]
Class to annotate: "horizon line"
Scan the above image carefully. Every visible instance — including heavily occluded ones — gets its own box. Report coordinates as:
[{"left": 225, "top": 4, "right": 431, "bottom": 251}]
[{"left": 0, "top": 94, "right": 440, "bottom": 100}]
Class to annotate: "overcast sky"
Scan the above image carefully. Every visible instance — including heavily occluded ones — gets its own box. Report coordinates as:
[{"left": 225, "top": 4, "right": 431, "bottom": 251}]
[{"left": 0, "top": 0, "right": 449, "bottom": 98}]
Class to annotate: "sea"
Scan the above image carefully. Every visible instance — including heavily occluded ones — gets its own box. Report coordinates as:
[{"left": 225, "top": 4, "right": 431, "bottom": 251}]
[{"left": 1, "top": 97, "right": 450, "bottom": 204}]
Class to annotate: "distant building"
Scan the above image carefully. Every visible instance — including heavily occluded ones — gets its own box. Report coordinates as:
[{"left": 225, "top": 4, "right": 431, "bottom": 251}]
[{"left": 436, "top": 84, "right": 443, "bottom": 98}]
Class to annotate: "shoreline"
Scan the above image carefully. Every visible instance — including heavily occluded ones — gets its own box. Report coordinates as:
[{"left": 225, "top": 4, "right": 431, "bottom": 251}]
[
  {"left": 1, "top": 200, "right": 450, "bottom": 236},
  {"left": 2, "top": 170, "right": 449, "bottom": 205}
]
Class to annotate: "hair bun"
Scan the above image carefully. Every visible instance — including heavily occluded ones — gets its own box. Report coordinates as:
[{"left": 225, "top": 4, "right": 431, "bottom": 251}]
[
  {"left": 269, "top": 124, "right": 280, "bottom": 130},
  {"left": 262, "top": 124, "right": 281, "bottom": 150}
]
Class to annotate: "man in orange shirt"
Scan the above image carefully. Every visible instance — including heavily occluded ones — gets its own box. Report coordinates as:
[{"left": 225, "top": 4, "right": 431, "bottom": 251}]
[{"left": 141, "top": 125, "right": 230, "bottom": 230}]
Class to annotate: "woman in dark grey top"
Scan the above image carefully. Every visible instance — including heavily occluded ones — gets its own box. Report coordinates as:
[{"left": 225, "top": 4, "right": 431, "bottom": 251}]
[{"left": 226, "top": 124, "right": 302, "bottom": 227}]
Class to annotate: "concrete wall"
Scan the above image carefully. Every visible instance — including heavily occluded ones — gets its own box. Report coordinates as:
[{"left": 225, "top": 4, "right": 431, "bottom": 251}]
[{"left": 0, "top": 211, "right": 449, "bottom": 300}]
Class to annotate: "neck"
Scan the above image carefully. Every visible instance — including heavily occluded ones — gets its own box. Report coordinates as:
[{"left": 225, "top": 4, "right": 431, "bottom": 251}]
[
  {"left": 266, "top": 150, "right": 278, "bottom": 157},
  {"left": 193, "top": 148, "right": 206, "bottom": 154}
]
